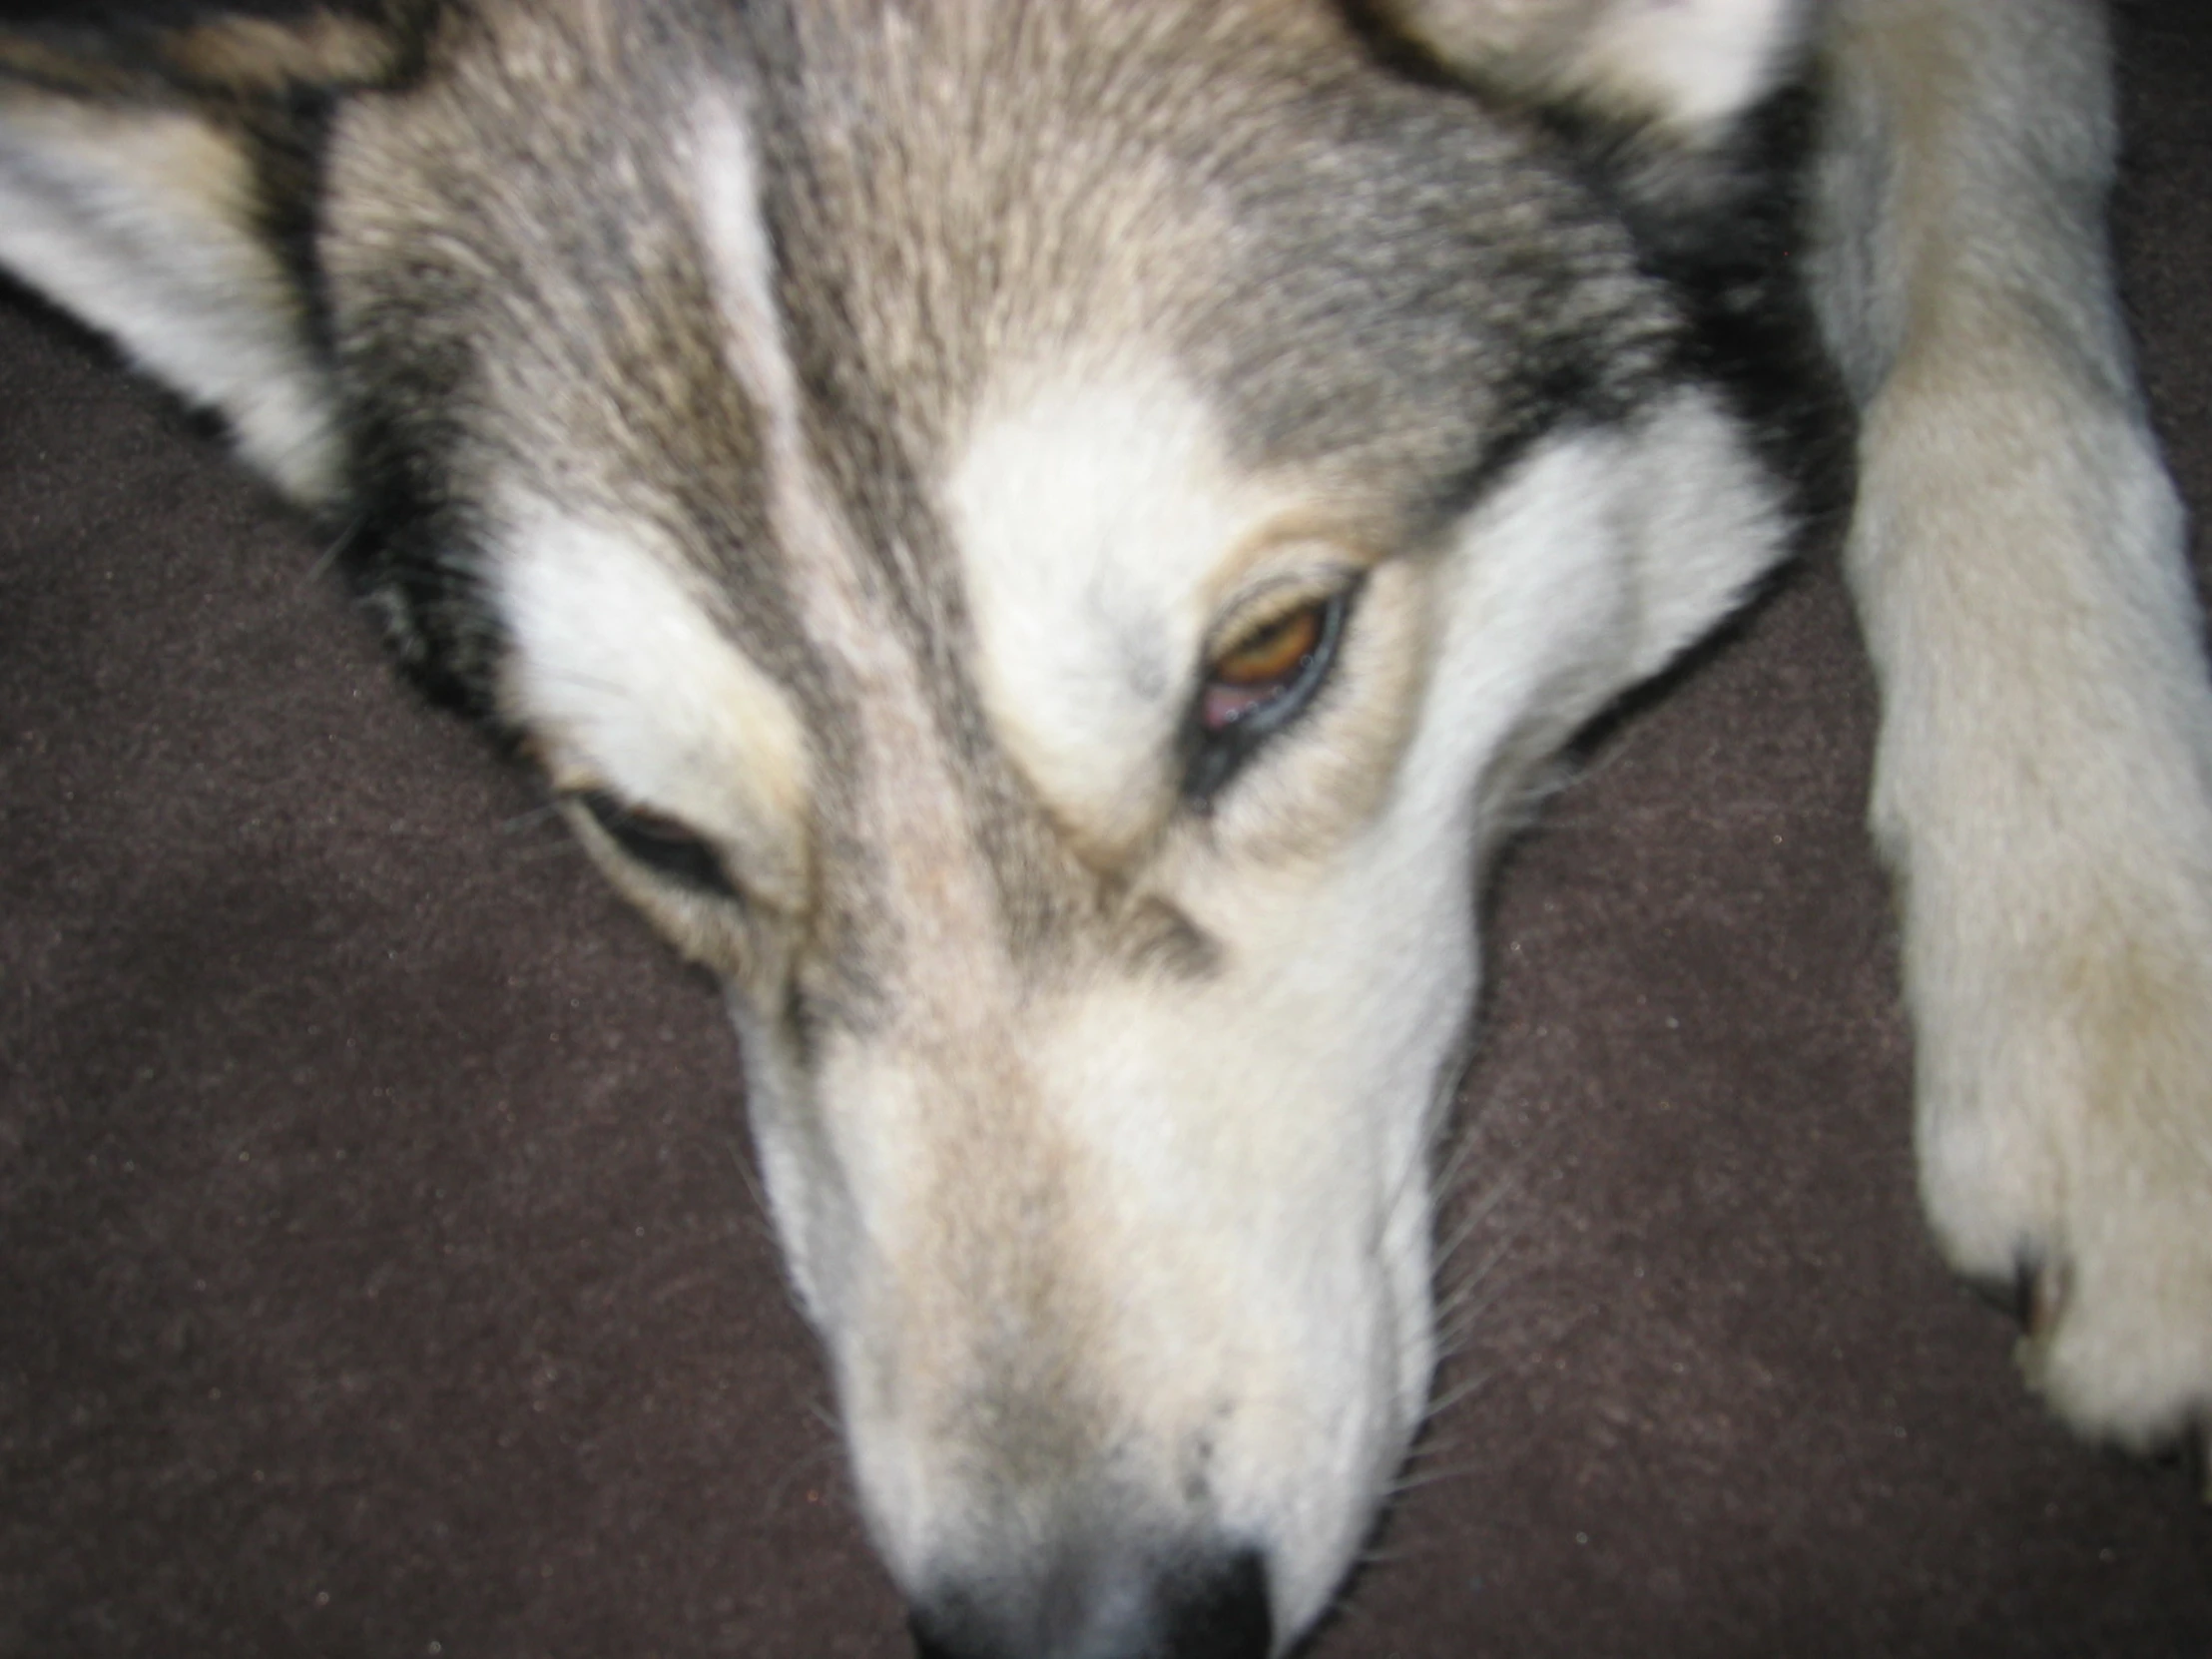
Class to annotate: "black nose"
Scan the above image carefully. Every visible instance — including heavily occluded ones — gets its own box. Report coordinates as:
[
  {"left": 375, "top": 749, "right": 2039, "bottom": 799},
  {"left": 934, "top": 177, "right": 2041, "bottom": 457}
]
[{"left": 910, "top": 1544, "right": 1272, "bottom": 1659}]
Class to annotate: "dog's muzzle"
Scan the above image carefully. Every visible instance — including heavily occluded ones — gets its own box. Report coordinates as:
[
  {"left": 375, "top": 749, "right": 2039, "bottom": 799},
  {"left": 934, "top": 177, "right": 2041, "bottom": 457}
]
[{"left": 908, "top": 1542, "right": 1273, "bottom": 1659}]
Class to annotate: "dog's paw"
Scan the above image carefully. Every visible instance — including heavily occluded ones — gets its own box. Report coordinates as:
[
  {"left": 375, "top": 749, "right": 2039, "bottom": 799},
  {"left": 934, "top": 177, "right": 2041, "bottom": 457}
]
[{"left": 1913, "top": 894, "right": 2212, "bottom": 1468}]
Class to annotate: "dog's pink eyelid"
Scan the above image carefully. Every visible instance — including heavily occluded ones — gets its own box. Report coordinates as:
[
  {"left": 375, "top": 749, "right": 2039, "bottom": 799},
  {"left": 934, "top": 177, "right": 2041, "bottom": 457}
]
[
  {"left": 1195, "top": 592, "right": 1345, "bottom": 736},
  {"left": 1200, "top": 679, "right": 1287, "bottom": 731}
]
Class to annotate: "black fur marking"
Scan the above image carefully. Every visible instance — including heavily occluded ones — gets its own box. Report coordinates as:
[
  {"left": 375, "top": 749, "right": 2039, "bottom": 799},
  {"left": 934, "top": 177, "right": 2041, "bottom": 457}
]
[
  {"left": 332, "top": 296, "right": 506, "bottom": 725},
  {"left": 1547, "top": 83, "right": 1861, "bottom": 560},
  {"left": 235, "top": 90, "right": 339, "bottom": 357},
  {"left": 339, "top": 415, "right": 507, "bottom": 723},
  {"left": 1330, "top": 13, "right": 1858, "bottom": 560}
]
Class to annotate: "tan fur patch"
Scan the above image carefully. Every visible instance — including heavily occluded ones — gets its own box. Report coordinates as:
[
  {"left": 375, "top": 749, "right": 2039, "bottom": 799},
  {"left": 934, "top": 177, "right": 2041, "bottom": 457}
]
[
  {"left": 0, "top": 10, "right": 407, "bottom": 98},
  {"left": 165, "top": 16, "right": 409, "bottom": 93}
]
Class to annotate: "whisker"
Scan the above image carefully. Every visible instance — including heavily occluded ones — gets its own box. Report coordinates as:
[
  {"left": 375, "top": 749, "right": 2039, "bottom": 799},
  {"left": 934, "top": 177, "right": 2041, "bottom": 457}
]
[
  {"left": 1434, "top": 1169, "right": 1523, "bottom": 1276},
  {"left": 1387, "top": 1452, "right": 1484, "bottom": 1498},
  {"left": 1422, "top": 1369, "right": 1504, "bottom": 1422},
  {"left": 499, "top": 802, "right": 568, "bottom": 834},
  {"left": 1434, "top": 1272, "right": 1522, "bottom": 1361},
  {"left": 303, "top": 513, "right": 364, "bottom": 585}
]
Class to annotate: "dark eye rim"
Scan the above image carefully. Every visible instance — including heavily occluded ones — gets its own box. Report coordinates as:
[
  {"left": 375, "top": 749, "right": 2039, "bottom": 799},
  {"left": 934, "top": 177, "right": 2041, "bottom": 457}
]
[
  {"left": 1182, "top": 581, "right": 1357, "bottom": 807},
  {"left": 574, "top": 790, "right": 741, "bottom": 900}
]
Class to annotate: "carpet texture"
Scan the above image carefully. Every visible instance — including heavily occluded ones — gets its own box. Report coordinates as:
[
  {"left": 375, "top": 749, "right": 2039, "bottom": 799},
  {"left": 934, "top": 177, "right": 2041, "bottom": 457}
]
[{"left": 4, "top": 4, "right": 2209, "bottom": 1654}]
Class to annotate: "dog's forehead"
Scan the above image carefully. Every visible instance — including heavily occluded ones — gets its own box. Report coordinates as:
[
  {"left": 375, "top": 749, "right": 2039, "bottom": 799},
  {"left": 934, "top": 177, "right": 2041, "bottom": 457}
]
[
  {"left": 752, "top": 0, "right": 1666, "bottom": 490},
  {"left": 709, "top": 0, "right": 1675, "bottom": 831}
]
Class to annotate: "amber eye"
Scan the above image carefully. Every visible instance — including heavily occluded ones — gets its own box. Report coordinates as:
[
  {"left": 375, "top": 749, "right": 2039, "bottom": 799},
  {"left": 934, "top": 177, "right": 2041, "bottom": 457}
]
[
  {"left": 1201, "top": 600, "right": 1331, "bottom": 733},
  {"left": 576, "top": 791, "right": 738, "bottom": 899}
]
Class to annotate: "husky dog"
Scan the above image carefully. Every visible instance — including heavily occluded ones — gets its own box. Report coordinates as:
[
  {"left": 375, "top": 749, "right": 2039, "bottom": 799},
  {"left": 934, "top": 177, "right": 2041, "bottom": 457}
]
[{"left": 5, "top": 1, "right": 2209, "bottom": 1652}]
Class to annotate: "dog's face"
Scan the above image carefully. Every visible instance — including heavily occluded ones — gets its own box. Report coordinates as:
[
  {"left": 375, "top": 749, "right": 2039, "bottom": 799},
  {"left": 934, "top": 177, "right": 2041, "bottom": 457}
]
[{"left": 1, "top": 0, "right": 1841, "bottom": 1649}]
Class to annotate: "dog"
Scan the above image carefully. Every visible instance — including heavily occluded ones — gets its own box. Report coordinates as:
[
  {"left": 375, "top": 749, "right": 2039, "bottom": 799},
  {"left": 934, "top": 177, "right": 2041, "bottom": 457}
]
[{"left": 4, "top": 1, "right": 2209, "bottom": 1653}]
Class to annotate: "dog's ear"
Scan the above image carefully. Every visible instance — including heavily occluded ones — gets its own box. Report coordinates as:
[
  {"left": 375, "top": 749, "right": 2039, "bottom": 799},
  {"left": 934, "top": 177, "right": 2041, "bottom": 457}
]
[
  {"left": 1366, "top": 0, "right": 1814, "bottom": 139},
  {"left": 0, "top": 4, "right": 425, "bottom": 505}
]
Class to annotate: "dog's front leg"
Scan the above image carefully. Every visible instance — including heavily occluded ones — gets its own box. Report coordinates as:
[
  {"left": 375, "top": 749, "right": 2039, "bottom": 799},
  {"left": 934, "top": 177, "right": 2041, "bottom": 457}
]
[{"left": 1816, "top": 0, "right": 2212, "bottom": 1458}]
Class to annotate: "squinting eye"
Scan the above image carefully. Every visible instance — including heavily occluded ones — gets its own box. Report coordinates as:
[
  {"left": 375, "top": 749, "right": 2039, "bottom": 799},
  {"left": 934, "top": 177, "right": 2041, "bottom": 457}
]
[
  {"left": 1201, "top": 599, "right": 1332, "bottom": 733},
  {"left": 576, "top": 790, "right": 739, "bottom": 899},
  {"left": 1183, "top": 583, "right": 1356, "bottom": 805}
]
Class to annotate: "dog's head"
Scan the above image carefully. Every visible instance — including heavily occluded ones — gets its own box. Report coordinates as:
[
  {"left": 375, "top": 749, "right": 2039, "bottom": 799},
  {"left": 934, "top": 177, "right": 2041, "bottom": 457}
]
[{"left": 0, "top": 1, "right": 1844, "bottom": 1650}]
